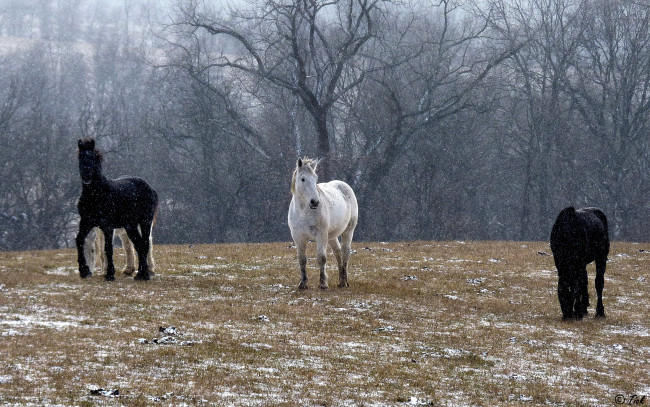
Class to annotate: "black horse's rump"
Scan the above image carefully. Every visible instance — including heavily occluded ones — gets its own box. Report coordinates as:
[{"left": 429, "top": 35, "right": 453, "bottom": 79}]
[
  {"left": 550, "top": 206, "right": 609, "bottom": 320},
  {"left": 76, "top": 138, "right": 158, "bottom": 281}
]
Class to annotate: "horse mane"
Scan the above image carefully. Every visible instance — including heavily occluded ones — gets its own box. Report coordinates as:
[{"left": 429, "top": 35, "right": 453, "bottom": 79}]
[
  {"left": 78, "top": 138, "right": 103, "bottom": 163},
  {"left": 291, "top": 157, "right": 319, "bottom": 195}
]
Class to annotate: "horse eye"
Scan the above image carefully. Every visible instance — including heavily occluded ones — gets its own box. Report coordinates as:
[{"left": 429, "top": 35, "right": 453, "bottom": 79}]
[{"left": 301, "top": 178, "right": 305, "bottom": 182}]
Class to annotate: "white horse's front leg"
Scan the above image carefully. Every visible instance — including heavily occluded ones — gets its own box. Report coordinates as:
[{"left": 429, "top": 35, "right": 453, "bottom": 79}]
[
  {"left": 116, "top": 229, "right": 136, "bottom": 276},
  {"left": 317, "top": 236, "right": 328, "bottom": 290},
  {"left": 296, "top": 239, "right": 308, "bottom": 290}
]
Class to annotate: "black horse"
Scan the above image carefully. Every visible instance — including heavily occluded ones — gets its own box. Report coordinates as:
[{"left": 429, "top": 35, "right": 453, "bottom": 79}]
[
  {"left": 76, "top": 138, "right": 158, "bottom": 281},
  {"left": 550, "top": 206, "right": 609, "bottom": 320}
]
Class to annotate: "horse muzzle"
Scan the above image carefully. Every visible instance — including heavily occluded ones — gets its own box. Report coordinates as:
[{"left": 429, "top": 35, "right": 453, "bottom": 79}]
[{"left": 309, "top": 199, "right": 320, "bottom": 209}]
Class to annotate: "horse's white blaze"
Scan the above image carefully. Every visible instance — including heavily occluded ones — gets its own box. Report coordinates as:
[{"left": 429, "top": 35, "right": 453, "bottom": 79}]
[{"left": 288, "top": 158, "right": 358, "bottom": 289}]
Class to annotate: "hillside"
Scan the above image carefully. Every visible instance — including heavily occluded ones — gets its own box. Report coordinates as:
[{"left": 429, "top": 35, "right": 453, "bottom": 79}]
[{"left": 0, "top": 241, "right": 648, "bottom": 406}]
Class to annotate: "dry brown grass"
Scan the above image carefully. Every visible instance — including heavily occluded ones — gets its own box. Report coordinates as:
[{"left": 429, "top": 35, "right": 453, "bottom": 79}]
[{"left": 0, "top": 241, "right": 649, "bottom": 406}]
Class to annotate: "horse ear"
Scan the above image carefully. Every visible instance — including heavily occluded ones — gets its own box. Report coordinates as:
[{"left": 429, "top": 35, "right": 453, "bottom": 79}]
[
  {"left": 89, "top": 139, "right": 95, "bottom": 150},
  {"left": 78, "top": 139, "right": 83, "bottom": 149},
  {"left": 297, "top": 158, "right": 303, "bottom": 168}
]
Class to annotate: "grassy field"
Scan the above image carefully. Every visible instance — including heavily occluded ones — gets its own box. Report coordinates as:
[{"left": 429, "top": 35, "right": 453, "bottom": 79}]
[{"left": 0, "top": 240, "right": 648, "bottom": 406}]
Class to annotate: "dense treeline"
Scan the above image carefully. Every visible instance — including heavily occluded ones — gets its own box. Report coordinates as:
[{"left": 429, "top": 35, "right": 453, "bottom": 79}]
[{"left": 0, "top": 0, "right": 649, "bottom": 250}]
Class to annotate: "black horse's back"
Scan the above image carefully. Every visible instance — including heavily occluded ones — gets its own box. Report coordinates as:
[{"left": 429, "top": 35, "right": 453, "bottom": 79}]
[
  {"left": 110, "top": 176, "right": 158, "bottom": 225},
  {"left": 550, "top": 206, "right": 609, "bottom": 320},
  {"left": 551, "top": 207, "right": 609, "bottom": 264}
]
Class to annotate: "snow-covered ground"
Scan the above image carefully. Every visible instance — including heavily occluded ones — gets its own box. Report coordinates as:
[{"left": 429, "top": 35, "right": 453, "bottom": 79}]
[{"left": 0, "top": 241, "right": 648, "bottom": 405}]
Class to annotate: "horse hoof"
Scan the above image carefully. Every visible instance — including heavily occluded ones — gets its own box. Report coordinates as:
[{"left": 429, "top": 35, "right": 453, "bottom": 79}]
[
  {"left": 298, "top": 282, "right": 308, "bottom": 290},
  {"left": 79, "top": 269, "right": 92, "bottom": 279},
  {"left": 122, "top": 268, "right": 135, "bottom": 276},
  {"left": 319, "top": 284, "right": 329, "bottom": 290},
  {"left": 104, "top": 274, "right": 116, "bottom": 282},
  {"left": 134, "top": 272, "right": 150, "bottom": 281},
  {"left": 595, "top": 312, "right": 606, "bottom": 319},
  {"left": 338, "top": 282, "right": 349, "bottom": 288}
]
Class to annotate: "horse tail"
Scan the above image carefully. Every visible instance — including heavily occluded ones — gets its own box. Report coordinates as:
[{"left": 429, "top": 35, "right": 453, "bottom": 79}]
[{"left": 152, "top": 203, "right": 159, "bottom": 227}]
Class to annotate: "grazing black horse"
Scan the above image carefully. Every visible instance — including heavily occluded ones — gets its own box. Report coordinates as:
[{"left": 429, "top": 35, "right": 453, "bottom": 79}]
[
  {"left": 76, "top": 138, "right": 158, "bottom": 281},
  {"left": 550, "top": 206, "right": 609, "bottom": 320}
]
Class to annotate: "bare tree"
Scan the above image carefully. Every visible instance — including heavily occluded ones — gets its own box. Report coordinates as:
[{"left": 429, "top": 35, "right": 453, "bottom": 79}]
[
  {"left": 565, "top": 0, "right": 650, "bottom": 238},
  {"left": 487, "top": 0, "right": 585, "bottom": 239},
  {"left": 341, "top": 0, "right": 524, "bottom": 238},
  {"left": 170, "top": 0, "right": 384, "bottom": 176}
]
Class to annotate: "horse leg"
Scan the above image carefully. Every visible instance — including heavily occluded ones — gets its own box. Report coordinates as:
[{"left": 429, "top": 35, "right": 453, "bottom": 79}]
[
  {"left": 317, "top": 237, "right": 328, "bottom": 290},
  {"left": 296, "top": 239, "right": 308, "bottom": 290},
  {"left": 147, "top": 232, "right": 155, "bottom": 275},
  {"left": 329, "top": 238, "right": 346, "bottom": 288},
  {"left": 133, "top": 221, "right": 152, "bottom": 281},
  {"left": 116, "top": 229, "right": 136, "bottom": 276},
  {"left": 579, "top": 265, "right": 589, "bottom": 316},
  {"left": 339, "top": 221, "right": 356, "bottom": 288},
  {"left": 76, "top": 221, "right": 94, "bottom": 278},
  {"left": 96, "top": 228, "right": 106, "bottom": 274},
  {"left": 83, "top": 228, "right": 97, "bottom": 273},
  {"left": 595, "top": 258, "right": 606, "bottom": 318},
  {"left": 557, "top": 271, "right": 575, "bottom": 320},
  {"left": 100, "top": 227, "right": 116, "bottom": 281}
]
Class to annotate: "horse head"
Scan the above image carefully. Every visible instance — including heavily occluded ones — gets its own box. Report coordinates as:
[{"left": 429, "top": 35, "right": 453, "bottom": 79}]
[
  {"left": 292, "top": 157, "right": 321, "bottom": 209},
  {"left": 78, "top": 138, "right": 103, "bottom": 185}
]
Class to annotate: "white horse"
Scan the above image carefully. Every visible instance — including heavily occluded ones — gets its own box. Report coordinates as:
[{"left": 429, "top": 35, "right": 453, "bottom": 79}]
[
  {"left": 84, "top": 228, "right": 155, "bottom": 276},
  {"left": 288, "top": 158, "right": 358, "bottom": 289}
]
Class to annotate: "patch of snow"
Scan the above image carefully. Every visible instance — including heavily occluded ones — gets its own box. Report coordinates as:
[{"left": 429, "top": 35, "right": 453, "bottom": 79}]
[
  {"left": 373, "top": 326, "right": 396, "bottom": 333},
  {"left": 447, "top": 258, "right": 471, "bottom": 263},
  {"left": 191, "top": 264, "right": 216, "bottom": 270},
  {"left": 44, "top": 266, "right": 76, "bottom": 276},
  {"left": 509, "top": 394, "right": 533, "bottom": 402},
  {"left": 340, "top": 342, "right": 366, "bottom": 349},
  {"left": 242, "top": 342, "right": 273, "bottom": 351},
  {"left": 1, "top": 329, "right": 20, "bottom": 336},
  {"left": 1, "top": 314, "right": 81, "bottom": 330},
  {"left": 607, "top": 325, "right": 650, "bottom": 337}
]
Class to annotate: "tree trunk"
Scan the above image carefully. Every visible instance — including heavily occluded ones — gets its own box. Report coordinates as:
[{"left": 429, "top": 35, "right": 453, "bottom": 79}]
[{"left": 314, "top": 108, "right": 331, "bottom": 179}]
